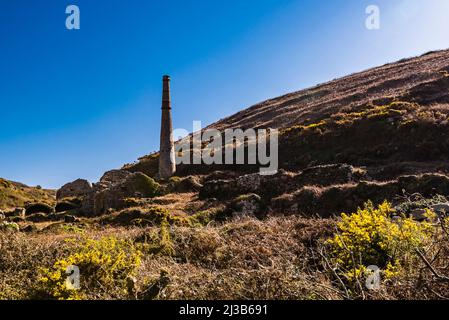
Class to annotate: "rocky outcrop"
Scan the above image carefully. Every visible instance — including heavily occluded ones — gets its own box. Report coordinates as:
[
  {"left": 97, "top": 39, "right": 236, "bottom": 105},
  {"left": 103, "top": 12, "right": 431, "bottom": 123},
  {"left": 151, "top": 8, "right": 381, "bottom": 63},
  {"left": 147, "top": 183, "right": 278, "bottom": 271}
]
[
  {"left": 227, "top": 194, "right": 263, "bottom": 218},
  {"left": 199, "top": 170, "right": 295, "bottom": 200},
  {"left": 93, "top": 173, "right": 161, "bottom": 215},
  {"left": 55, "top": 198, "right": 82, "bottom": 213},
  {"left": 295, "top": 164, "right": 367, "bottom": 187},
  {"left": 57, "top": 179, "right": 93, "bottom": 200},
  {"left": 3, "top": 207, "right": 26, "bottom": 219},
  {"left": 25, "top": 203, "right": 54, "bottom": 215},
  {"left": 271, "top": 173, "right": 449, "bottom": 217},
  {"left": 55, "top": 171, "right": 161, "bottom": 217},
  {"left": 100, "top": 170, "right": 131, "bottom": 187},
  {"left": 199, "top": 165, "right": 366, "bottom": 201},
  {"left": 168, "top": 176, "right": 203, "bottom": 193}
]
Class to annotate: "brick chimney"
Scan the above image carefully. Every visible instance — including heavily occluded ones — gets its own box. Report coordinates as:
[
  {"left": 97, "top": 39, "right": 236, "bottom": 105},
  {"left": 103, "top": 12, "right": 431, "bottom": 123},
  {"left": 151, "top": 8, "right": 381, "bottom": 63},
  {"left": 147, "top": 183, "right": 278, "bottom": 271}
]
[{"left": 158, "top": 75, "right": 176, "bottom": 179}]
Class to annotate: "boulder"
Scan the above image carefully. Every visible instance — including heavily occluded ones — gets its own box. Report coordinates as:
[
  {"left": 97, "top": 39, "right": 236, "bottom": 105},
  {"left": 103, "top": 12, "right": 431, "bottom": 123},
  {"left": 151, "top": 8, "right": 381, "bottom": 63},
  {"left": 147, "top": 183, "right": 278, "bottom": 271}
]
[
  {"left": 57, "top": 179, "right": 93, "bottom": 200},
  {"left": 199, "top": 170, "right": 298, "bottom": 201},
  {"left": 27, "top": 213, "right": 50, "bottom": 223},
  {"left": 228, "top": 194, "right": 263, "bottom": 218},
  {"left": 169, "top": 176, "right": 203, "bottom": 193},
  {"left": 398, "top": 174, "right": 449, "bottom": 196},
  {"left": 109, "top": 206, "right": 170, "bottom": 226},
  {"left": 199, "top": 179, "right": 236, "bottom": 200},
  {"left": 55, "top": 198, "right": 82, "bottom": 213},
  {"left": 93, "top": 173, "right": 161, "bottom": 215},
  {"left": 410, "top": 209, "right": 427, "bottom": 221},
  {"left": 296, "top": 164, "right": 367, "bottom": 187},
  {"left": 430, "top": 203, "right": 449, "bottom": 214},
  {"left": 25, "top": 203, "right": 54, "bottom": 215},
  {"left": 4, "top": 208, "right": 26, "bottom": 219},
  {"left": 21, "top": 224, "right": 38, "bottom": 233},
  {"left": 100, "top": 169, "right": 131, "bottom": 186},
  {"left": 64, "top": 215, "right": 78, "bottom": 223},
  {"left": 8, "top": 216, "right": 25, "bottom": 223}
]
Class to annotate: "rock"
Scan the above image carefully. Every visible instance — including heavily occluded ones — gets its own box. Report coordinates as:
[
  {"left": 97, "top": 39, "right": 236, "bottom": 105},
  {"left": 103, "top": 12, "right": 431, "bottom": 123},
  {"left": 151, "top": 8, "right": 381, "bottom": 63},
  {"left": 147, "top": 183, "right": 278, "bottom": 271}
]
[
  {"left": 236, "top": 174, "right": 262, "bottom": 193},
  {"left": 64, "top": 215, "right": 78, "bottom": 223},
  {"left": 296, "top": 164, "right": 367, "bottom": 187},
  {"left": 391, "top": 216, "right": 403, "bottom": 224},
  {"left": 169, "top": 176, "right": 203, "bottom": 193},
  {"left": 199, "top": 179, "right": 236, "bottom": 200},
  {"left": 25, "top": 203, "right": 54, "bottom": 215},
  {"left": 100, "top": 170, "right": 132, "bottom": 186},
  {"left": 229, "top": 194, "right": 263, "bottom": 217},
  {"left": 203, "top": 171, "right": 240, "bottom": 182},
  {"left": 271, "top": 179, "right": 401, "bottom": 218},
  {"left": 199, "top": 170, "right": 299, "bottom": 201},
  {"left": 47, "top": 213, "right": 62, "bottom": 221},
  {"left": 55, "top": 198, "right": 82, "bottom": 213},
  {"left": 21, "top": 224, "right": 38, "bottom": 233},
  {"left": 27, "top": 213, "right": 49, "bottom": 223},
  {"left": 57, "top": 179, "right": 93, "bottom": 200},
  {"left": 9, "top": 216, "right": 25, "bottom": 223},
  {"left": 398, "top": 174, "right": 449, "bottom": 196},
  {"left": 109, "top": 206, "right": 170, "bottom": 226},
  {"left": 4, "top": 208, "right": 26, "bottom": 219},
  {"left": 93, "top": 173, "right": 161, "bottom": 215},
  {"left": 410, "top": 209, "right": 427, "bottom": 221},
  {"left": 430, "top": 203, "right": 449, "bottom": 214}
]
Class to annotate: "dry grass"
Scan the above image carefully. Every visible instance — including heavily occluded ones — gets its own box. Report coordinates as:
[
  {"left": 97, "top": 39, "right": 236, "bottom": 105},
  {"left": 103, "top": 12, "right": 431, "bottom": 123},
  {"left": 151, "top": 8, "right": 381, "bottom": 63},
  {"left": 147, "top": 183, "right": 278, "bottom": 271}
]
[
  {"left": 0, "top": 178, "right": 55, "bottom": 211},
  {"left": 0, "top": 216, "right": 337, "bottom": 300},
  {"left": 3, "top": 205, "right": 449, "bottom": 300}
]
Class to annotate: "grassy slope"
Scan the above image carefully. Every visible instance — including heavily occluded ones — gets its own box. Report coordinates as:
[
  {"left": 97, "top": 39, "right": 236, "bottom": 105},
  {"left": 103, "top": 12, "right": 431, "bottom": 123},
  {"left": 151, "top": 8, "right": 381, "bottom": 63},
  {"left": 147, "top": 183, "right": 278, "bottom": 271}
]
[{"left": 0, "top": 178, "right": 55, "bottom": 210}]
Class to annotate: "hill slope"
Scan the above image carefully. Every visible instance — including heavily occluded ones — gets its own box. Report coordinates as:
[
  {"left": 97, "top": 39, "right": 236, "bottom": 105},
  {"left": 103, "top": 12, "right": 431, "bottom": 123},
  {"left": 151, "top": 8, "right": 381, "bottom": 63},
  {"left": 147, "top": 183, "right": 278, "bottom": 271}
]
[
  {"left": 208, "top": 49, "right": 449, "bottom": 131},
  {"left": 3, "top": 50, "right": 449, "bottom": 301},
  {"left": 126, "top": 49, "right": 449, "bottom": 178},
  {"left": 0, "top": 178, "right": 55, "bottom": 211}
]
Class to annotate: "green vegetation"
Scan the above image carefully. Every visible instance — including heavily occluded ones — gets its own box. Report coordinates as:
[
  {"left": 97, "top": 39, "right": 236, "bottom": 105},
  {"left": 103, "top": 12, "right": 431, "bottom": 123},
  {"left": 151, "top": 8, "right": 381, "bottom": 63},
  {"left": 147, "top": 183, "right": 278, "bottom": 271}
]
[
  {"left": 0, "top": 178, "right": 55, "bottom": 210},
  {"left": 38, "top": 237, "right": 142, "bottom": 300},
  {"left": 123, "top": 153, "right": 159, "bottom": 178},
  {"left": 281, "top": 101, "right": 449, "bottom": 170},
  {"left": 327, "top": 201, "right": 433, "bottom": 283},
  {"left": 126, "top": 173, "right": 161, "bottom": 198}
]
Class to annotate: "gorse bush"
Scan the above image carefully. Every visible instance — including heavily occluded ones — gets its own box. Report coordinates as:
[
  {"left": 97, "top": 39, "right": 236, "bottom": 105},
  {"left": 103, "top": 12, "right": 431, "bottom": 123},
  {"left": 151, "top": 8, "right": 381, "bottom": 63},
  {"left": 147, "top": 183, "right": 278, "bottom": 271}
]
[
  {"left": 327, "top": 201, "right": 434, "bottom": 282},
  {"left": 39, "top": 237, "right": 142, "bottom": 300},
  {"left": 0, "top": 221, "right": 19, "bottom": 232}
]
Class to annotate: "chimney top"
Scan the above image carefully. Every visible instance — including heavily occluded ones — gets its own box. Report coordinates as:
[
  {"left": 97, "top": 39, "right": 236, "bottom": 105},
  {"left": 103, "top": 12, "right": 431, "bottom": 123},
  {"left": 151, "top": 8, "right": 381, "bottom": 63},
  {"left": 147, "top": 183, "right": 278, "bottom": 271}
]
[{"left": 163, "top": 75, "right": 170, "bottom": 81}]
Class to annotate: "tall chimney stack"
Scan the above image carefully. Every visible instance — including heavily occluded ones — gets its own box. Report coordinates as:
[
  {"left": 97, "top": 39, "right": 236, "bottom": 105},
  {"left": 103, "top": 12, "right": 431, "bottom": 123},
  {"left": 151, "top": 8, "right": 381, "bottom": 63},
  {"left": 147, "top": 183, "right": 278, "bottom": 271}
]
[{"left": 158, "top": 75, "right": 176, "bottom": 179}]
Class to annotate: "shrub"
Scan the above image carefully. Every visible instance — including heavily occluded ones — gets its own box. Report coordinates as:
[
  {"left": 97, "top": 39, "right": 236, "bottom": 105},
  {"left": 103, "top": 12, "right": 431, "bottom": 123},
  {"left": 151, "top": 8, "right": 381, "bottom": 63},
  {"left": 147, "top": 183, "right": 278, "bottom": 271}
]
[
  {"left": 0, "top": 221, "right": 20, "bottom": 232},
  {"left": 188, "top": 207, "right": 225, "bottom": 226},
  {"left": 137, "top": 219, "right": 175, "bottom": 257},
  {"left": 39, "top": 237, "right": 142, "bottom": 300},
  {"left": 125, "top": 173, "right": 161, "bottom": 198},
  {"left": 113, "top": 206, "right": 186, "bottom": 226},
  {"left": 326, "top": 201, "right": 434, "bottom": 283}
]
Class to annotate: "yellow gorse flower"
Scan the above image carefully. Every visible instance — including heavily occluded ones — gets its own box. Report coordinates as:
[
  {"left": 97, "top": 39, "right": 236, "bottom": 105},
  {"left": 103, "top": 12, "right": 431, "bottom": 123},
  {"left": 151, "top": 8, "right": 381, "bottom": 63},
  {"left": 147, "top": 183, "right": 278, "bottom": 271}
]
[
  {"left": 327, "top": 201, "right": 433, "bottom": 283},
  {"left": 38, "top": 236, "right": 142, "bottom": 300}
]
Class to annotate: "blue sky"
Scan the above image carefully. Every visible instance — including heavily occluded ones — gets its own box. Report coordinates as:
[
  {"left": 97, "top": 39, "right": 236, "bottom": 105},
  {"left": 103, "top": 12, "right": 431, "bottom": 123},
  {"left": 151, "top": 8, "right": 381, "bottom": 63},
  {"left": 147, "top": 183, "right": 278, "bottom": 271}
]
[{"left": 1, "top": 0, "right": 449, "bottom": 188}]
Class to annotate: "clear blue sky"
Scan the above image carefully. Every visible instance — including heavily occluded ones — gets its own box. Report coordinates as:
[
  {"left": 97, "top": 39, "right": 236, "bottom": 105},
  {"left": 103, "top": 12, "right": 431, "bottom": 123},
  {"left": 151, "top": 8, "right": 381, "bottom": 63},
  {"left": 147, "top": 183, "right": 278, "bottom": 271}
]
[{"left": 1, "top": 0, "right": 448, "bottom": 188}]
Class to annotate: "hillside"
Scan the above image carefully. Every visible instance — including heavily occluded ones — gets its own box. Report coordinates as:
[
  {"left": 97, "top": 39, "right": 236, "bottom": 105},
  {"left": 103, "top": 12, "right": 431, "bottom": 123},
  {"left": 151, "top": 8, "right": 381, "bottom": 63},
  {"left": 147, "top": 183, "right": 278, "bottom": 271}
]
[
  {"left": 3, "top": 50, "right": 449, "bottom": 301},
  {"left": 209, "top": 49, "right": 449, "bottom": 131},
  {"left": 0, "top": 178, "right": 55, "bottom": 211},
  {"left": 127, "top": 49, "right": 449, "bottom": 179}
]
